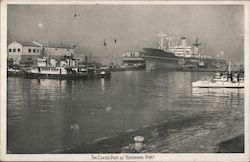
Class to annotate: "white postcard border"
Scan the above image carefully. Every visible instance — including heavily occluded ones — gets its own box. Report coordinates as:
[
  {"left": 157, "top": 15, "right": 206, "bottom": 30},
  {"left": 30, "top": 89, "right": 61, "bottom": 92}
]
[{"left": 1, "top": 0, "right": 249, "bottom": 161}]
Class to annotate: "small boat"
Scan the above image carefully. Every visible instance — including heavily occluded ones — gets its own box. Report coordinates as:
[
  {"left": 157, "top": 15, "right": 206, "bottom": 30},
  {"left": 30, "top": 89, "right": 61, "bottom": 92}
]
[
  {"left": 98, "top": 66, "right": 111, "bottom": 78},
  {"left": 192, "top": 79, "right": 244, "bottom": 88},
  {"left": 192, "top": 61, "right": 244, "bottom": 88},
  {"left": 7, "top": 66, "right": 24, "bottom": 77}
]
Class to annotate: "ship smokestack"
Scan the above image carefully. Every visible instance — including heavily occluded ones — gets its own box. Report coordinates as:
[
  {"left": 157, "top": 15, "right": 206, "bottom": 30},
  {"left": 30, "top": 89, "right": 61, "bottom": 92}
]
[
  {"left": 85, "top": 56, "right": 88, "bottom": 64},
  {"left": 194, "top": 46, "right": 199, "bottom": 54},
  {"left": 181, "top": 37, "right": 186, "bottom": 48}
]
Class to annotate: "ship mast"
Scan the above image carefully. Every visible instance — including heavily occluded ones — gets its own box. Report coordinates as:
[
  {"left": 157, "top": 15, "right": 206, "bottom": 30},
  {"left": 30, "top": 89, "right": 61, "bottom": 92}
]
[
  {"left": 166, "top": 36, "right": 173, "bottom": 52},
  {"left": 228, "top": 61, "right": 231, "bottom": 75},
  {"left": 193, "top": 36, "right": 201, "bottom": 55},
  {"left": 157, "top": 33, "right": 166, "bottom": 50},
  {"left": 47, "top": 41, "right": 51, "bottom": 67}
]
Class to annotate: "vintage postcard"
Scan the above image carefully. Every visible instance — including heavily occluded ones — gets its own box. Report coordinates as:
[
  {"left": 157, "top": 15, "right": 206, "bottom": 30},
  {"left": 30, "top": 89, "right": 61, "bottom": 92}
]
[{"left": 0, "top": 0, "right": 249, "bottom": 161}]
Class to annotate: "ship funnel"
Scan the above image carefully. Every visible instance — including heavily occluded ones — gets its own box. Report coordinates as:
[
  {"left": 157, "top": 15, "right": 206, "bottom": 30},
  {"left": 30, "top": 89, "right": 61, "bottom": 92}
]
[
  {"left": 85, "top": 56, "right": 88, "bottom": 64},
  {"left": 194, "top": 46, "right": 199, "bottom": 54},
  {"left": 181, "top": 37, "right": 186, "bottom": 48}
]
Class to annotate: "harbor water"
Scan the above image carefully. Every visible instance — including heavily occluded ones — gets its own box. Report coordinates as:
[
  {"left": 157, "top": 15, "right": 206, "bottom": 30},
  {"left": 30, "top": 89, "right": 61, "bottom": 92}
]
[{"left": 7, "top": 71, "right": 244, "bottom": 153}]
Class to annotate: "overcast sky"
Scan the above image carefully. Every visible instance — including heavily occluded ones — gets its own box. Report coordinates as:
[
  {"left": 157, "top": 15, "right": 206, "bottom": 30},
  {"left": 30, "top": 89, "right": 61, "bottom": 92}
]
[{"left": 7, "top": 4, "right": 244, "bottom": 64}]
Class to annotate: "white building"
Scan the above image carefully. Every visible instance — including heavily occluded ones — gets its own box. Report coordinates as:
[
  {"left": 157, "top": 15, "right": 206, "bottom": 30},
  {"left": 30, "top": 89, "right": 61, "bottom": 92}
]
[
  {"left": 8, "top": 41, "right": 42, "bottom": 65},
  {"left": 122, "top": 52, "right": 145, "bottom": 67},
  {"left": 8, "top": 41, "right": 75, "bottom": 65}
]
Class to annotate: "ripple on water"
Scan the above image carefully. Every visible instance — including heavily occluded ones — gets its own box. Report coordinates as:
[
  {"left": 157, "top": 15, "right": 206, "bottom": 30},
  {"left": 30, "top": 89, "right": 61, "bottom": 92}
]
[{"left": 7, "top": 72, "right": 244, "bottom": 153}]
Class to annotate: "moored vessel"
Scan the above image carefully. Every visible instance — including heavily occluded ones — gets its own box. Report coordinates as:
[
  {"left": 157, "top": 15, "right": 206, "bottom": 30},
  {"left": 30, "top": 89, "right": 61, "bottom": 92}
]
[
  {"left": 98, "top": 66, "right": 111, "bottom": 78},
  {"left": 143, "top": 33, "right": 227, "bottom": 71},
  {"left": 7, "top": 65, "right": 24, "bottom": 76},
  {"left": 192, "top": 62, "right": 244, "bottom": 88},
  {"left": 192, "top": 79, "right": 244, "bottom": 88},
  {"left": 24, "top": 66, "right": 89, "bottom": 79},
  {"left": 24, "top": 58, "right": 111, "bottom": 79}
]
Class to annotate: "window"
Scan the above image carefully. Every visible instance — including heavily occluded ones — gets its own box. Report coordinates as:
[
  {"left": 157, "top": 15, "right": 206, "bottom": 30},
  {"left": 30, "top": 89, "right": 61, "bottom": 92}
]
[
  {"left": 18, "top": 49, "right": 21, "bottom": 52},
  {"left": 28, "top": 49, "right": 31, "bottom": 52},
  {"left": 13, "top": 49, "right": 16, "bottom": 52},
  {"left": 33, "top": 49, "right": 36, "bottom": 53},
  {"left": 37, "top": 49, "right": 40, "bottom": 53},
  {"left": 55, "top": 48, "right": 58, "bottom": 50},
  {"left": 9, "top": 49, "right": 12, "bottom": 52}
]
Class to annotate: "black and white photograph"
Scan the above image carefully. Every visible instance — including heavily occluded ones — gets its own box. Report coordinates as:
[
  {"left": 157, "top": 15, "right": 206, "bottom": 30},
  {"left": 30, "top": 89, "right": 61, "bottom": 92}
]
[{"left": 0, "top": 0, "right": 249, "bottom": 161}]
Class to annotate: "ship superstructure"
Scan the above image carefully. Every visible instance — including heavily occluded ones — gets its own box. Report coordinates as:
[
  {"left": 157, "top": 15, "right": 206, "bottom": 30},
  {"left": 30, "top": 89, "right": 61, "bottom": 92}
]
[{"left": 143, "top": 33, "right": 226, "bottom": 70}]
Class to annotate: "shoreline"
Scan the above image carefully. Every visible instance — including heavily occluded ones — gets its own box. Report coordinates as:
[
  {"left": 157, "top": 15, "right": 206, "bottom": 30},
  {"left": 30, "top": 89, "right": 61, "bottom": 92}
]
[{"left": 53, "top": 111, "right": 244, "bottom": 154}]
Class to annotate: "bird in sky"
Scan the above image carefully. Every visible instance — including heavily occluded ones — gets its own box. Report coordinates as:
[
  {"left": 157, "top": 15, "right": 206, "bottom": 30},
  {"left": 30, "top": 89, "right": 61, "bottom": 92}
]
[{"left": 74, "top": 9, "right": 80, "bottom": 18}]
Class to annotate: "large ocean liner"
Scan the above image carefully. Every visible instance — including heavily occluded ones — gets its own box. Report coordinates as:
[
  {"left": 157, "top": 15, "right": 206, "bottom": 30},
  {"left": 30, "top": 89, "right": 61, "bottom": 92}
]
[{"left": 143, "top": 33, "right": 227, "bottom": 70}]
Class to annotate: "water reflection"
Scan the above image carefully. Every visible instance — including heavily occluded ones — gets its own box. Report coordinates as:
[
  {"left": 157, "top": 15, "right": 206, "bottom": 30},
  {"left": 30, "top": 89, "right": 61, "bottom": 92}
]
[
  {"left": 192, "top": 88, "right": 244, "bottom": 97},
  {"left": 101, "top": 78, "right": 105, "bottom": 93},
  {"left": 7, "top": 71, "right": 244, "bottom": 153},
  {"left": 191, "top": 87, "right": 244, "bottom": 113}
]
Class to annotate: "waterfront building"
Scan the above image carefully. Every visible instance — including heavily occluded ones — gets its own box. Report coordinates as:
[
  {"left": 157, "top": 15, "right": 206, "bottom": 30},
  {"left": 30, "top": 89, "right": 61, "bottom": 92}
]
[
  {"left": 8, "top": 41, "right": 42, "bottom": 65},
  {"left": 122, "top": 51, "right": 145, "bottom": 69},
  {"left": 33, "top": 41, "right": 75, "bottom": 60},
  {"left": 8, "top": 40, "right": 75, "bottom": 66}
]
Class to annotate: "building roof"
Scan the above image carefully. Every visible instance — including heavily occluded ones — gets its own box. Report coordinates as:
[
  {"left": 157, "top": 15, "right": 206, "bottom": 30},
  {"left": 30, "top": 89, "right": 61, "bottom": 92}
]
[
  {"left": 11, "top": 41, "right": 73, "bottom": 49},
  {"left": 16, "top": 41, "right": 41, "bottom": 47},
  {"left": 37, "top": 42, "right": 73, "bottom": 49}
]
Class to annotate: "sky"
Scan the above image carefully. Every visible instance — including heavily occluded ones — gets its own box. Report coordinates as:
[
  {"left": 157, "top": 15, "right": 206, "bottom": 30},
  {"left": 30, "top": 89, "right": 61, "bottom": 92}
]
[{"left": 7, "top": 4, "right": 244, "bottom": 64}]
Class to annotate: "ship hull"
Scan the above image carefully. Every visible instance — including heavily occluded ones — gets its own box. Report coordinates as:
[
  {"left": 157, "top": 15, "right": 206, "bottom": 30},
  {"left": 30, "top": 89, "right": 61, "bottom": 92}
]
[
  {"left": 144, "top": 55, "right": 180, "bottom": 70},
  {"left": 23, "top": 72, "right": 111, "bottom": 80},
  {"left": 143, "top": 48, "right": 227, "bottom": 71},
  {"left": 192, "top": 80, "right": 244, "bottom": 88},
  {"left": 24, "top": 72, "right": 89, "bottom": 79}
]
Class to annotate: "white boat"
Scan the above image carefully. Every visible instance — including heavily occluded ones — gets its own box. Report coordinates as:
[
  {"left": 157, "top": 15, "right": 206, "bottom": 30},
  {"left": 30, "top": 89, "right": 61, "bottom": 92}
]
[
  {"left": 192, "top": 61, "right": 244, "bottom": 88},
  {"left": 23, "top": 58, "right": 90, "bottom": 79},
  {"left": 192, "top": 79, "right": 244, "bottom": 88},
  {"left": 24, "top": 66, "right": 89, "bottom": 79}
]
